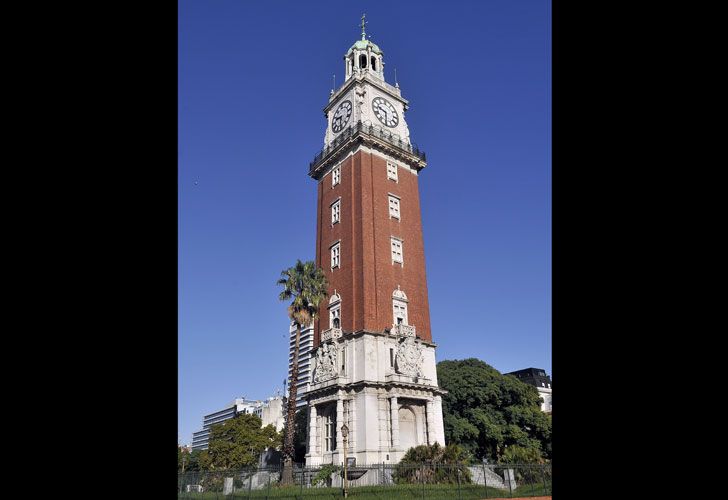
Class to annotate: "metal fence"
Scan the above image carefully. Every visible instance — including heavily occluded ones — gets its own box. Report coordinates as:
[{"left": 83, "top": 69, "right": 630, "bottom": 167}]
[{"left": 178, "top": 462, "right": 551, "bottom": 499}]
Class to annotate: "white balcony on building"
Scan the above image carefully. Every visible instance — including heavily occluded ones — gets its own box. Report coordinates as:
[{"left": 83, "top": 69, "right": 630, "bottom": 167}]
[{"left": 321, "top": 327, "right": 343, "bottom": 343}]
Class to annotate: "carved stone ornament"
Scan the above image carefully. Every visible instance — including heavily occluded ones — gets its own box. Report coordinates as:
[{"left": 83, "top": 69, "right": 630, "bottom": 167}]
[
  {"left": 313, "top": 342, "right": 339, "bottom": 383},
  {"left": 321, "top": 327, "right": 342, "bottom": 343},
  {"left": 392, "top": 286, "right": 408, "bottom": 302},
  {"left": 355, "top": 86, "right": 367, "bottom": 119},
  {"left": 395, "top": 335, "right": 423, "bottom": 377}
]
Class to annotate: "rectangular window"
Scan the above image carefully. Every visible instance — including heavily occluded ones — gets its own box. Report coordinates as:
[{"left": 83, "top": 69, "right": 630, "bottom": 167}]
[
  {"left": 324, "top": 411, "right": 336, "bottom": 451},
  {"left": 393, "top": 300, "right": 408, "bottom": 326},
  {"left": 331, "top": 199, "right": 340, "bottom": 225},
  {"left": 331, "top": 242, "right": 340, "bottom": 269},
  {"left": 388, "top": 195, "right": 400, "bottom": 219},
  {"left": 390, "top": 237, "right": 403, "bottom": 264},
  {"left": 332, "top": 165, "right": 341, "bottom": 187},
  {"left": 387, "top": 162, "right": 398, "bottom": 181},
  {"left": 390, "top": 348, "right": 394, "bottom": 367},
  {"left": 341, "top": 346, "right": 346, "bottom": 372}
]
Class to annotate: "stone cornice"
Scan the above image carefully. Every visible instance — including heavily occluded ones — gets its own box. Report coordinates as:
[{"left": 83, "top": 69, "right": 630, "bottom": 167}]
[
  {"left": 317, "top": 328, "right": 437, "bottom": 348},
  {"left": 305, "top": 377, "right": 448, "bottom": 401},
  {"left": 308, "top": 126, "right": 426, "bottom": 181}
]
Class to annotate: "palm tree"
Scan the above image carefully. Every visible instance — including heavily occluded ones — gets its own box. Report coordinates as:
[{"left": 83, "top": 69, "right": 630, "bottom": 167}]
[{"left": 277, "top": 259, "right": 328, "bottom": 484}]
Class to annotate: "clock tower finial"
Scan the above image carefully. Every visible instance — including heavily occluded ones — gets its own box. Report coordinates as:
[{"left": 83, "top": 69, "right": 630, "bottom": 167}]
[{"left": 343, "top": 15, "right": 384, "bottom": 83}]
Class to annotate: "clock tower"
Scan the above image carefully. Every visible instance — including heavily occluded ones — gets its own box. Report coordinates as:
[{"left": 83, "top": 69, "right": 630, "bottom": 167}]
[{"left": 305, "top": 16, "right": 446, "bottom": 467}]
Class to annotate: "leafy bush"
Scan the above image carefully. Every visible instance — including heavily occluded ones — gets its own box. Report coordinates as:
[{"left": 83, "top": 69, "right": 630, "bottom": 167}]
[
  {"left": 312, "top": 464, "right": 340, "bottom": 487},
  {"left": 498, "top": 445, "right": 548, "bottom": 485},
  {"left": 394, "top": 443, "right": 472, "bottom": 484},
  {"left": 199, "top": 473, "right": 224, "bottom": 492},
  {"left": 498, "top": 444, "right": 545, "bottom": 465}
]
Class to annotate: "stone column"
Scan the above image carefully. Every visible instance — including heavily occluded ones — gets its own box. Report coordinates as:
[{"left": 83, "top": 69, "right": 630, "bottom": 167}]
[
  {"left": 349, "top": 396, "right": 357, "bottom": 454},
  {"left": 378, "top": 397, "right": 388, "bottom": 451},
  {"left": 336, "top": 395, "right": 344, "bottom": 462},
  {"left": 433, "top": 395, "right": 445, "bottom": 445},
  {"left": 426, "top": 399, "right": 435, "bottom": 445},
  {"left": 390, "top": 396, "right": 400, "bottom": 449},
  {"left": 308, "top": 404, "right": 318, "bottom": 456}
]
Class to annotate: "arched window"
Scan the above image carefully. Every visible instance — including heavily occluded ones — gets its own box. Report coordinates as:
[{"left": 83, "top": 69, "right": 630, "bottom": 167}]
[
  {"left": 371, "top": 56, "right": 377, "bottom": 71},
  {"left": 359, "top": 54, "right": 367, "bottom": 69}
]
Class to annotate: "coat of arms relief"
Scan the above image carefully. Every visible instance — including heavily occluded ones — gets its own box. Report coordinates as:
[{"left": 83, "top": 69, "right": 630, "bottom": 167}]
[
  {"left": 313, "top": 342, "right": 339, "bottom": 383},
  {"left": 395, "top": 335, "right": 423, "bottom": 377}
]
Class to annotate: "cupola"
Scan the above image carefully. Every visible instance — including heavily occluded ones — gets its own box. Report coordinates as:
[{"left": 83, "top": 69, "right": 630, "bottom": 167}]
[{"left": 344, "top": 14, "right": 384, "bottom": 81}]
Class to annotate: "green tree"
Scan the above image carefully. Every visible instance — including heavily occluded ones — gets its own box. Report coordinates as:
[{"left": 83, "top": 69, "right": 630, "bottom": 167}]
[
  {"left": 293, "top": 408, "right": 308, "bottom": 463},
  {"left": 179, "top": 447, "right": 205, "bottom": 473},
  {"left": 277, "top": 260, "right": 328, "bottom": 484},
  {"left": 437, "top": 358, "right": 552, "bottom": 462},
  {"left": 206, "top": 413, "right": 282, "bottom": 469},
  {"left": 198, "top": 449, "right": 213, "bottom": 470},
  {"left": 186, "top": 449, "right": 203, "bottom": 472}
]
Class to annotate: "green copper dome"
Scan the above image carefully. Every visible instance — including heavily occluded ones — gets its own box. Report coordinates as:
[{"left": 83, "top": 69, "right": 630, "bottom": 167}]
[{"left": 346, "top": 38, "right": 383, "bottom": 56}]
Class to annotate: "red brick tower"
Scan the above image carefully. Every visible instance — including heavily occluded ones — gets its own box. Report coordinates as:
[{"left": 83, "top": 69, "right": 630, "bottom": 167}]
[
  {"left": 305, "top": 16, "right": 445, "bottom": 466},
  {"left": 310, "top": 124, "right": 432, "bottom": 345}
]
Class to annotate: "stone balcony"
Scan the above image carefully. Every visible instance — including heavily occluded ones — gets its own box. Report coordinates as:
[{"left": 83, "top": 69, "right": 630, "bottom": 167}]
[
  {"left": 321, "top": 327, "right": 342, "bottom": 343},
  {"left": 392, "top": 324, "right": 416, "bottom": 338}
]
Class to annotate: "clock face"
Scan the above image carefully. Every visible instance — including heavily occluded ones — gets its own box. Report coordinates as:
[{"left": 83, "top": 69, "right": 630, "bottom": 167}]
[
  {"left": 331, "top": 100, "right": 353, "bottom": 133},
  {"left": 372, "top": 97, "right": 399, "bottom": 128}
]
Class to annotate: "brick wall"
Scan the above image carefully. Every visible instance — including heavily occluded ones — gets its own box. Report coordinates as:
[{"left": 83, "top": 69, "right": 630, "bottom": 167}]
[{"left": 314, "top": 148, "right": 432, "bottom": 345}]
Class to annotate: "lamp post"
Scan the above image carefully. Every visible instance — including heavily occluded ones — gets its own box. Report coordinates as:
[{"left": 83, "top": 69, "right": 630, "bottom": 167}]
[{"left": 341, "top": 423, "right": 349, "bottom": 498}]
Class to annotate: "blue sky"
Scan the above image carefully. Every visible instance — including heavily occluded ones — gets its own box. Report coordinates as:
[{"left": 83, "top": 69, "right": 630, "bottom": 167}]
[{"left": 179, "top": 0, "right": 551, "bottom": 445}]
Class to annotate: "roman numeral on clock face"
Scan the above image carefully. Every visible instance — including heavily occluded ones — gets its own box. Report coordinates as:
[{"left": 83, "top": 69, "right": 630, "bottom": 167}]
[
  {"left": 332, "top": 100, "right": 353, "bottom": 133},
  {"left": 371, "top": 97, "right": 398, "bottom": 128}
]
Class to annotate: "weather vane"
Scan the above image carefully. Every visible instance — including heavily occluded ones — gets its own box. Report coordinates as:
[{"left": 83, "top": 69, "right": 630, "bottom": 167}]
[{"left": 360, "top": 13, "right": 367, "bottom": 40}]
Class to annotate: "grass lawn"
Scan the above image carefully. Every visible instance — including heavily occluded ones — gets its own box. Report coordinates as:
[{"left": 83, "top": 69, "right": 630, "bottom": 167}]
[{"left": 178, "top": 481, "right": 551, "bottom": 499}]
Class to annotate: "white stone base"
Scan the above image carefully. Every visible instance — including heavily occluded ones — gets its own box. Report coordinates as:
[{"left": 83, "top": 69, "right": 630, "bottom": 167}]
[{"left": 305, "top": 330, "right": 446, "bottom": 466}]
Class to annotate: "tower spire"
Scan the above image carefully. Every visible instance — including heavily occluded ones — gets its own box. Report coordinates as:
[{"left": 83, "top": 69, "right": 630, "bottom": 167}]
[{"left": 360, "top": 13, "right": 367, "bottom": 40}]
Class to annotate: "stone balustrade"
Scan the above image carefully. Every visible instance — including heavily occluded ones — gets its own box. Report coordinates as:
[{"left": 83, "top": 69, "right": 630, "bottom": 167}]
[
  {"left": 392, "top": 324, "right": 416, "bottom": 337},
  {"left": 321, "top": 327, "right": 343, "bottom": 343}
]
